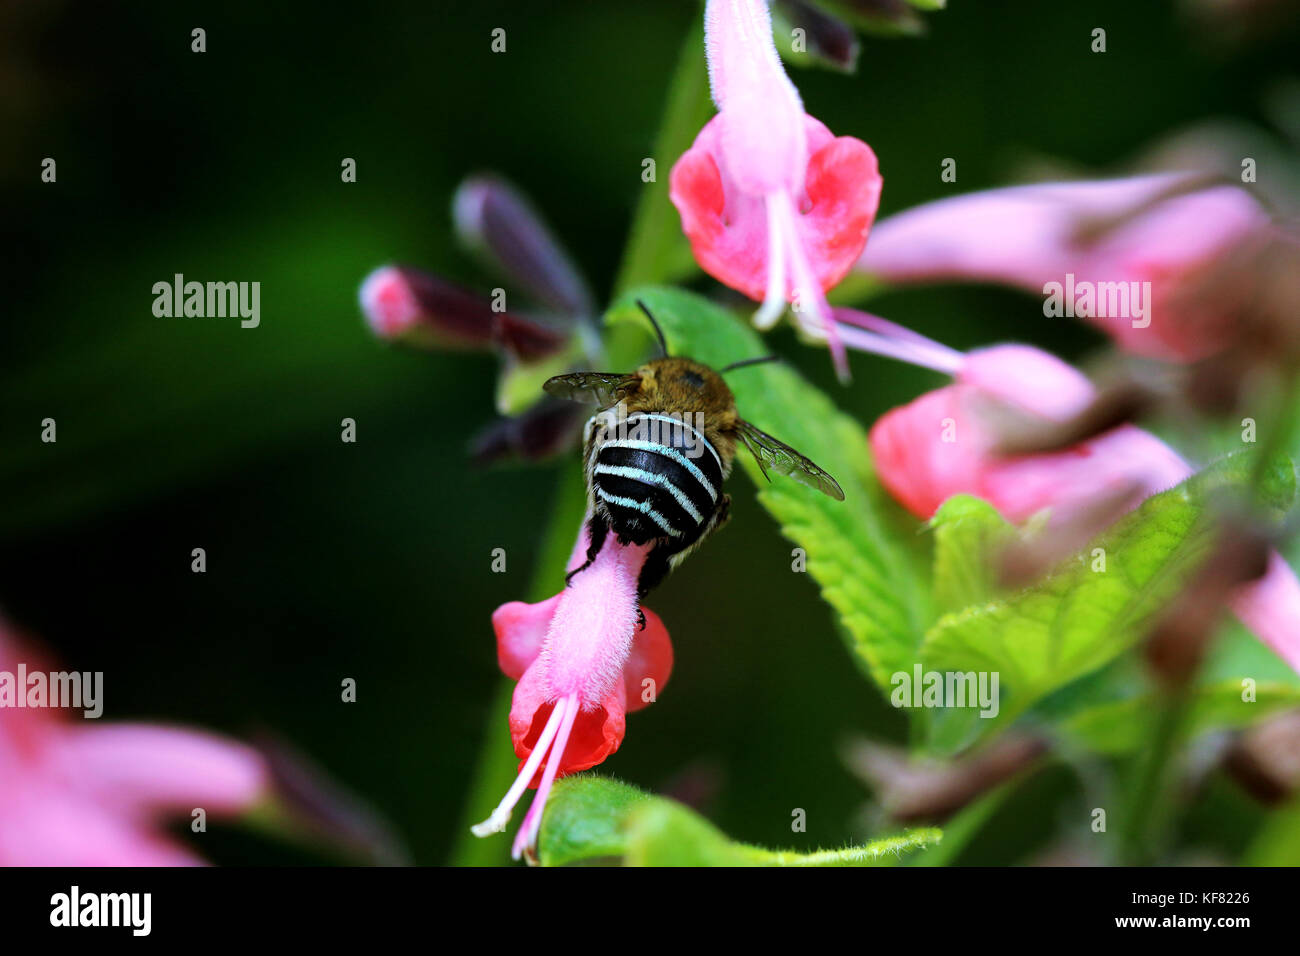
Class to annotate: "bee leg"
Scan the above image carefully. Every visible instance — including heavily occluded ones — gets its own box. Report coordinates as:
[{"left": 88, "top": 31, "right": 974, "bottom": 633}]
[
  {"left": 636, "top": 544, "right": 674, "bottom": 601},
  {"left": 565, "top": 516, "right": 608, "bottom": 587},
  {"left": 713, "top": 493, "right": 732, "bottom": 531},
  {"left": 636, "top": 607, "right": 647, "bottom": 632}
]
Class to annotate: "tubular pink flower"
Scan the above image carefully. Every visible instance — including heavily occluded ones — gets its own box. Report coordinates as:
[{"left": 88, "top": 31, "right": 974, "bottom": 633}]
[
  {"left": 359, "top": 264, "right": 566, "bottom": 360},
  {"left": 0, "top": 628, "right": 270, "bottom": 866},
  {"left": 856, "top": 174, "right": 1269, "bottom": 360},
  {"left": 670, "top": 0, "right": 883, "bottom": 381},
  {"left": 852, "top": 328, "right": 1299, "bottom": 672},
  {"left": 472, "top": 520, "right": 673, "bottom": 860}
]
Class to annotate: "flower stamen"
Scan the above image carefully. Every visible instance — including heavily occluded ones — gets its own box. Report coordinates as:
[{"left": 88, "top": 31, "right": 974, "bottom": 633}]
[
  {"left": 754, "top": 193, "right": 790, "bottom": 330},
  {"left": 771, "top": 191, "right": 850, "bottom": 381},
  {"left": 470, "top": 693, "right": 571, "bottom": 838},
  {"left": 833, "top": 307, "right": 965, "bottom": 375},
  {"left": 511, "top": 692, "right": 580, "bottom": 861}
]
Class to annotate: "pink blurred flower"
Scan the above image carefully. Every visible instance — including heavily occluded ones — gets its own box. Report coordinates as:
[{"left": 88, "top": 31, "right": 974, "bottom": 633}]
[
  {"left": 0, "top": 629, "right": 268, "bottom": 866},
  {"left": 857, "top": 328, "right": 1300, "bottom": 672},
  {"left": 472, "top": 520, "right": 672, "bottom": 861},
  {"left": 869, "top": 343, "right": 1190, "bottom": 523},
  {"left": 358, "top": 264, "right": 567, "bottom": 361},
  {"left": 856, "top": 174, "right": 1269, "bottom": 361},
  {"left": 669, "top": 0, "right": 883, "bottom": 380}
]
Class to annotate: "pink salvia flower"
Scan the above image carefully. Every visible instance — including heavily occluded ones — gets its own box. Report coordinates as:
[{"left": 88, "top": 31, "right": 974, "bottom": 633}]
[
  {"left": 670, "top": 0, "right": 883, "bottom": 381},
  {"left": 855, "top": 174, "right": 1269, "bottom": 361},
  {"left": 859, "top": 332, "right": 1300, "bottom": 672},
  {"left": 0, "top": 628, "right": 269, "bottom": 866},
  {"left": 359, "top": 264, "right": 566, "bottom": 360},
  {"left": 473, "top": 521, "right": 672, "bottom": 861}
]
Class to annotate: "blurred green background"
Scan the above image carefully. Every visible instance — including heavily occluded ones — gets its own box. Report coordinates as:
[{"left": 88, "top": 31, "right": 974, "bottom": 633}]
[{"left": 2, "top": 0, "right": 1298, "bottom": 864}]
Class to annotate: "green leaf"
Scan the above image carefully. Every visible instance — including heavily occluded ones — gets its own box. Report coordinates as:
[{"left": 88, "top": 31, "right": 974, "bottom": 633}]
[
  {"left": 1059, "top": 679, "right": 1300, "bottom": 754},
  {"left": 1243, "top": 798, "right": 1300, "bottom": 866},
  {"left": 922, "top": 453, "right": 1296, "bottom": 729},
  {"left": 539, "top": 776, "right": 941, "bottom": 867},
  {"left": 607, "top": 287, "right": 931, "bottom": 692},
  {"left": 538, "top": 776, "right": 656, "bottom": 866},
  {"left": 929, "top": 495, "right": 1013, "bottom": 614}
]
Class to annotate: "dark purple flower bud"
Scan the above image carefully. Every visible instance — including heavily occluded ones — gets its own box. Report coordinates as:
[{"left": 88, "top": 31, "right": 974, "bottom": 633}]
[
  {"left": 469, "top": 399, "right": 585, "bottom": 464},
  {"left": 494, "top": 312, "right": 569, "bottom": 363},
  {"left": 774, "top": 0, "right": 860, "bottom": 72},
  {"left": 359, "top": 265, "right": 566, "bottom": 361},
  {"left": 453, "top": 175, "right": 595, "bottom": 319}
]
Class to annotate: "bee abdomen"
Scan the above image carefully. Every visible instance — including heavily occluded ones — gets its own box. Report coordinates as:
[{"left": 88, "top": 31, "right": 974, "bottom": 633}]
[{"left": 592, "top": 414, "right": 723, "bottom": 544}]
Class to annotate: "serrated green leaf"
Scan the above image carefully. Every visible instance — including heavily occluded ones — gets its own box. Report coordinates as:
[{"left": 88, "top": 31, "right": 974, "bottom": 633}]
[
  {"left": 606, "top": 287, "right": 931, "bottom": 692},
  {"left": 539, "top": 775, "right": 941, "bottom": 867},
  {"left": 1059, "top": 679, "right": 1300, "bottom": 754},
  {"left": 923, "top": 453, "right": 1296, "bottom": 729},
  {"left": 536, "top": 776, "right": 655, "bottom": 866},
  {"left": 929, "top": 495, "right": 1013, "bottom": 613}
]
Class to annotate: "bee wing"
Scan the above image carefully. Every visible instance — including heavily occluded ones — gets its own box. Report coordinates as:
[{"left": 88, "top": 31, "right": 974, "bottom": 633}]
[
  {"left": 736, "top": 420, "right": 845, "bottom": 501},
  {"left": 542, "top": 371, "right": 637, "bottom": 408}
]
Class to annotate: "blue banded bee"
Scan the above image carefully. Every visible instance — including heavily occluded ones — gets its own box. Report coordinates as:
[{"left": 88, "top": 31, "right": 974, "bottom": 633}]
[{"left": 543, "top": 301, "right": 844, "bottom": 603}]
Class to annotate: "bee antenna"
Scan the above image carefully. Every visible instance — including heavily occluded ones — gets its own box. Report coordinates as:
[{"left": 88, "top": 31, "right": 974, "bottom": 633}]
[
  {"left": 720, "top": 354, "right": 781, "bottom": 374},
  {"left": 636, "top": 299, "right": 670, "bottom": 358}
]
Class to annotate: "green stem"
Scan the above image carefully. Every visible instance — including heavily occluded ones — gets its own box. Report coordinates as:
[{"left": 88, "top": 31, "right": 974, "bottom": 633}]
[
  {"left": 449, "top": 13, "right": 711, "bottom": 866},
  {"left": 611, "top": 15, "right": 710, "bottom": 298},
  {"left": 449, "top": 460, "right": 588, "bottom": 866},
  {"left": 1116, "top": 685, "right": 1192, "bottom": 865}
]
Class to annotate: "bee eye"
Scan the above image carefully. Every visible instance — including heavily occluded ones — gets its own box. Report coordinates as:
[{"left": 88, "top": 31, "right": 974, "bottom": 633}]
[{"left": 681, "top": 370, "right": 706, "bottom": 389}]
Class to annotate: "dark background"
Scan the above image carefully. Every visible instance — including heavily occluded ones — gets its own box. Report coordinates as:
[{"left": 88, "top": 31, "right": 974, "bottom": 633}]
[{"left": 2, "top": 0, "right": 1297, "bottom": 864}]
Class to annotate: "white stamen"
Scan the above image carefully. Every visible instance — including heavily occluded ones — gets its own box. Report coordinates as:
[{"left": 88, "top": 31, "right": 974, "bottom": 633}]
[
  {"left": 470, "top": 695, "right": 570, "bottom": 838},
  {"left": 835, "top": 325, "right": 966, "bottom": 376},
  {"left": 512, "top": 693, "right": 580, "bottom": 860},
  {"left": 834, "top": 308, "right": 965, "bottom": 374},
  {"left": 774, "top": 193, "right": 851, "bottom": 380},
  {"left": 753, "top": 192, "right": 789, "bottom": 329}
]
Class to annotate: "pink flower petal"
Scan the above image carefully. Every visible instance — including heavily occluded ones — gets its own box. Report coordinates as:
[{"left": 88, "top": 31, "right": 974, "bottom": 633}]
[
  {"left": 622, "top": 608, "right": 673, "bottom": 714},
  {"left": 704, "top": 0, "right": 807, "bottom": 195},
  {"left": 869, "top": 342, "right": 1297, "bottom": 674},
  {"left": 58, "top": 723, "right": 268, "bottom": 817},
  {"left": 957, "top": 344, "right": 1096, "bottom": 422},
  {"left": 493, "top": 594, "right": 562, "bottom": 680},
  {"left": 1230, "top": 552, "right": 1300, "bottom": 673},
  {"left": 858, "top": 175, "right": 1268, "bottom": 360},
  {"left": 670, "top": 115, "right": 881, "bottom": 302}
]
